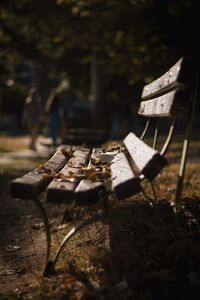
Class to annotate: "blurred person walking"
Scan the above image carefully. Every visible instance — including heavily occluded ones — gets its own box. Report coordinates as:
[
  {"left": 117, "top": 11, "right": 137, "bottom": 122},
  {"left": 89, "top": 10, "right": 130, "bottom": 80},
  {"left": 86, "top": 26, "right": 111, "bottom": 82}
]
[
  {"left": 21, "top": 87, "right": 43, "bottom": 151},
  {"left": 44, "top": 87, "right": 66, "bottom": 145}
]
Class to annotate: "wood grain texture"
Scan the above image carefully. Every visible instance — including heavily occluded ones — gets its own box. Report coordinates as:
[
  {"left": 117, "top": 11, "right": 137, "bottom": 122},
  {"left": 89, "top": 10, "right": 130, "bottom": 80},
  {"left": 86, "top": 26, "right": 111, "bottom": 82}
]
[
  {"left": 9, "top": 146, "right": 70, "bottom": 199},
  {"left": 138, "top": 90, "right": 188, "bottom": 118},
  {"left": 75, "top": 179, "right": 105, "bottom": 206},
  {"left": 75, "top": 148, "right": 106, "bottom": 206},
  {"left": 46, "top": 148, "right": 90, "bottom": 204},
  {"left": 124, "top": 132, "right": 168, "bottom": 180},
  {"left": 111, "top": 151, "right": 141, "bottom": 200},
  {"left": 142, "top": 57, "right": 191, "bottom": 100}
]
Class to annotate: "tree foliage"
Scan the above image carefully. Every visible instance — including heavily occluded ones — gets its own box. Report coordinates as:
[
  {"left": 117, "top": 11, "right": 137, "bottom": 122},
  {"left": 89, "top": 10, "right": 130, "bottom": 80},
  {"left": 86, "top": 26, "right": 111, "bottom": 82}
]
[{"left": 0, "top": 0, "right": 200, "bottom": 115}]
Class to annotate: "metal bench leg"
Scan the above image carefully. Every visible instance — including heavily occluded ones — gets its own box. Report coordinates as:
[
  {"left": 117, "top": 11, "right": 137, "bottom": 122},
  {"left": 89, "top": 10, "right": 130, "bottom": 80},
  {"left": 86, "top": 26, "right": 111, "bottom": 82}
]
[
  {"left": 43, "top": 211, "right": 105, "bottom": 276},
  {"left": 175, "top": 73, "right": 199, "bottom": 205},
  {"left": 33, "top": 197, "right": 51, "bottom": 266}
]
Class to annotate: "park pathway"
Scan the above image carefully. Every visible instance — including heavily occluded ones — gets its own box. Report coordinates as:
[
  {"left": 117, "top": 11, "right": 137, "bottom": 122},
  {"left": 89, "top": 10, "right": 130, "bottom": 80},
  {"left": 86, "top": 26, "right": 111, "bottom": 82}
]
[{"left": 0, "top": 135, "right": 54, "bottom": 170}]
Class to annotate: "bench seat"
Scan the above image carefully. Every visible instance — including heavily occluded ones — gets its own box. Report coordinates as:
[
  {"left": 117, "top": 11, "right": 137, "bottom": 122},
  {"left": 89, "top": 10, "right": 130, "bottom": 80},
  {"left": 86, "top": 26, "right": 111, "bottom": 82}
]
[
  {"left": 10, "top": 146, "right": 70, "bottom": 199},
  {"left": 10, "top": 132, "right": 168, "bottom": 205}
]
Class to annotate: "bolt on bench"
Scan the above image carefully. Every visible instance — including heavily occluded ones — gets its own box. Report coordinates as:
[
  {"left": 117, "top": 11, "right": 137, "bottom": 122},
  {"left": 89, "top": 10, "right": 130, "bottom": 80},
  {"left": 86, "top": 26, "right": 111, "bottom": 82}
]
[{"left": 10, "top": 57, "right": 198, "bottom": 276}]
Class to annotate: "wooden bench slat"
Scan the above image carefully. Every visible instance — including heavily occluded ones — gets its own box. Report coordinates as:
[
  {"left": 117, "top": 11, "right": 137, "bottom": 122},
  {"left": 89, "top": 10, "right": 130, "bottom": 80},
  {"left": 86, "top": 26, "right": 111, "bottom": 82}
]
[
  {"left": 75, "top": 179, "right": 105, "bottom": 206},
  {"left": 138, "top": 90, "right": 188, "bottom": 118},
  {"left": 124, "top": 133, "right": 168, "bottom": 180},
  {"left": 75, "top": 148, "right": 106, "bottom": 206},
  {"left": 111, "top": 152, "right": 141, "bottom": 200},
  {"left": 46, "top": 148, "right": 90, "bottom": 204},
  {"left": 142, "top": 57, "right": 191, "bottom": 100},
  {"left": 9, "top": 146, "right": 71, "bottom": 199}
]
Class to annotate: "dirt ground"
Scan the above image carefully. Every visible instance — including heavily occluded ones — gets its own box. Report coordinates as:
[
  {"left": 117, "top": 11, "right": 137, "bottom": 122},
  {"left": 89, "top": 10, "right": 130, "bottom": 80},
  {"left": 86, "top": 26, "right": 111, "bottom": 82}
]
[
  {"left": 0, "top": 171, "right": 45, "bottom": 294},
  {"left": 0, "top": 135, "right": 200, "bottom": 299},
  {"left": 0, "top": 170, "right": 110, "bottom": 300}
]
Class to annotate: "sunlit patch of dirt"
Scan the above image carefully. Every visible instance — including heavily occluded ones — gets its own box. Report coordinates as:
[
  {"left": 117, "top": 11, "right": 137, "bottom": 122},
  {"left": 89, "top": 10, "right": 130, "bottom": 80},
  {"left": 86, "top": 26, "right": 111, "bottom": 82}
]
[{"left": 0, "top": 135, "right": 29, "bottom": 152}]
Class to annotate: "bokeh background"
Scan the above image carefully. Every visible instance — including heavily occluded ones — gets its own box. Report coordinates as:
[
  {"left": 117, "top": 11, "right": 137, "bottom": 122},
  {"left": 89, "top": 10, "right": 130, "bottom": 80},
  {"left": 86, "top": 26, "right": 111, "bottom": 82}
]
[{"left": 0, "top": 0, "right": 200, "bottom": 139}]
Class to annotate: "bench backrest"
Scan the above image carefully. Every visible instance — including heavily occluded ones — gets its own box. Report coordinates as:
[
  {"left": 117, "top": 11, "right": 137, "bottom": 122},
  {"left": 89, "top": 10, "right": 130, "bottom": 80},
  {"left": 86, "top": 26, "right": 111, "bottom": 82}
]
[
  {"left": 122, "top": 57, "right": 198, "bottom": 203},
  {"left": 139, "top": 57, "right": 193, "bottom": 118}
]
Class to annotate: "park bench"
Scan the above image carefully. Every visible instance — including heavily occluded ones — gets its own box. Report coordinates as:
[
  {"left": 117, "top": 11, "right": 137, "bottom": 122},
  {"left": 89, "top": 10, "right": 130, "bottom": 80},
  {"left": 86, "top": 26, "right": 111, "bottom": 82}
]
[{"left": 9, "top": 56, "right": 198, "bottom": 276}]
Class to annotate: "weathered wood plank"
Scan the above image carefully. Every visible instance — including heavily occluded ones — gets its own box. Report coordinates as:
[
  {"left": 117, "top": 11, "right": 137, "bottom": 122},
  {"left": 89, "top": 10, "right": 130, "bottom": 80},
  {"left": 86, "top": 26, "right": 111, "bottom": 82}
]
[
  {"left": 75, "top": 148, "right": 106, "bottom": 206},
  {"left": 9, "top": 146, "right": 72, "bottom": 199},
  {"left": 138, "top": 90, "right": 188, "bottom": 118},
  {"left": 75, "top": 179, "right": 105, "bottom": 206},
  {"left": 142, "top": 57, "right": 191, "bottom": 100},
  {"left": 124, "top": 133, "right": 168, "bottom": 180},
  {"left": 111, "top": 152, "right": 141, "bottom": 200},
  {"left": 46, "top": 148, "right": 90, "bottom": 204}
]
